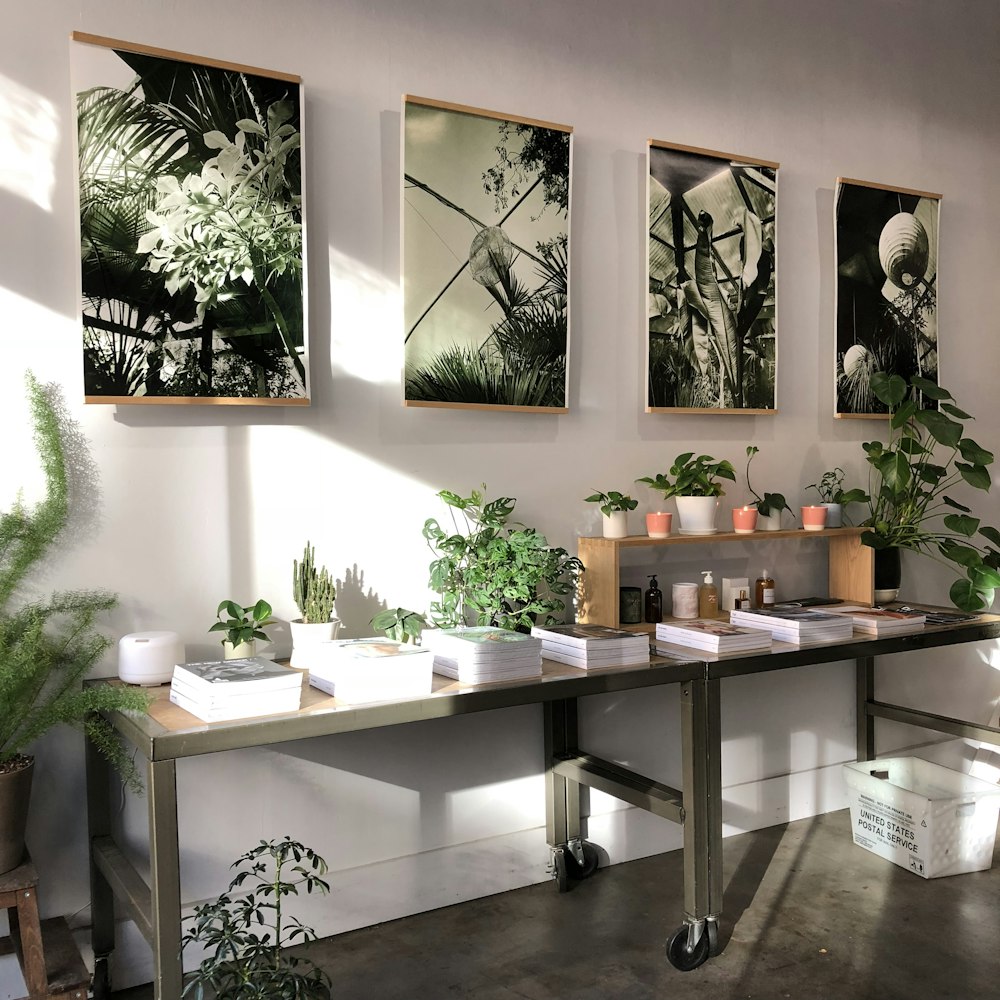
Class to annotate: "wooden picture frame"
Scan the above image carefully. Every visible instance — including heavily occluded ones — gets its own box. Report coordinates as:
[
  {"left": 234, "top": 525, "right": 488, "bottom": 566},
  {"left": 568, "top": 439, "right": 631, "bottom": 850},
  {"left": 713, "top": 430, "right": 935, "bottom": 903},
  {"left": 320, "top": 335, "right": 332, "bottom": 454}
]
[
  {"left": 402, "top": 95, "right": 572, "bottom": 412},
  {"left": 646, "top": 139, "right": 779, "bottom": 414},
  {"left": 834, "top": 177, "right": 941, "bottom": 419},
  {"left": 72, "top": 33, "right": 309, "bottom": 405}
]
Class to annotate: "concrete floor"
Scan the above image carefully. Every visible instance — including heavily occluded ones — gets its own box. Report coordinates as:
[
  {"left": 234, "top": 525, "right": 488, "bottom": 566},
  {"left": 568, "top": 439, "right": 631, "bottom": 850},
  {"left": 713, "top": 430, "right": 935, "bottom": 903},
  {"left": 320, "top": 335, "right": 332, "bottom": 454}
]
[{"left": 113, "top": 808, "right": 1000, "bottom": 999}]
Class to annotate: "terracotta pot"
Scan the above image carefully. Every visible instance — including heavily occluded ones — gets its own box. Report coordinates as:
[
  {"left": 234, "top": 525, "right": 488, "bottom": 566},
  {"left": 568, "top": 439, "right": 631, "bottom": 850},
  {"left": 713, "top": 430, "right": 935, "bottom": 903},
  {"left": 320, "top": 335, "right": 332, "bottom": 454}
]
[
  {"left": 0, "top": 756, "right": 33, "bottom": 875},
  {"left": 645, "top": 511, "right": 672, "bottom": 538},
  {"left": 732, "top": 506, "right": 758, "bottom": 533},
  {"left": 801, "top": 506, "right": 828, "bottom": 531}
]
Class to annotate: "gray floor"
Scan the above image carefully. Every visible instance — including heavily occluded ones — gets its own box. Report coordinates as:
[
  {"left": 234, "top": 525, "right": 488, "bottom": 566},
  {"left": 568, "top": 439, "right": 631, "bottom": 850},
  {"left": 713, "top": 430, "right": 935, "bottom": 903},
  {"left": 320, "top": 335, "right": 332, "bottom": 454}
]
[{"left": 114, "top": 809, "right": 1000, "bottom": 999}]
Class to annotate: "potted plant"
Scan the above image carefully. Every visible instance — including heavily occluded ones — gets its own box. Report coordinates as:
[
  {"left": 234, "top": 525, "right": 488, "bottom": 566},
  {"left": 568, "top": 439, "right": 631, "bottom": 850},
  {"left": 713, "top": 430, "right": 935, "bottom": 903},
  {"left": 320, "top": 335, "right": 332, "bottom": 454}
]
[
  {"left": 744, "top": 446, "right": 793, "bottom": 531},
  {"left": 423, "top": 486, "right": 583, "bottom": 631},
  {"left": 290, "top": 543, "right": 340, "bottom": 667},
  {"left": 637, "top": 452, "right": 736, "bottom": 534},
  {"left": 583, "top": 489, "right": 638, "bottom": 539},
  {"left": 181, "top": 836, "right": 332, "bottom": 1000},
  {"left": 370, "top": 607, "right": 428, "bottom": 644},
  {"left": 210, "top": 600, "right": 275, "bottom": 660},
  {"left": 805, "top": 467, "right": 868, "bottom": 528},
  {"left": 1, "top": 373, "right": 150, "bottom": 875},
  {"left": 860, "top": 372, "right": 1000, "bottom": 610}
]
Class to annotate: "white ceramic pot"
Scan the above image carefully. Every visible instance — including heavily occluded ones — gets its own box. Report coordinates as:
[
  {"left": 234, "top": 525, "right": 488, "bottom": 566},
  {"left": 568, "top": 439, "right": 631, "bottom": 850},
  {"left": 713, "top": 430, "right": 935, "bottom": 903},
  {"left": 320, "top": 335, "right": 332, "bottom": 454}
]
[
  {"left": 223, "top": 639, "right": 256, "bottom": 660},
  {"left": 821, "top": 503, "right": 843, "bottom": 528},
  {"left": 674, "top": 496, "right": 719, "bottom": 534},
  {"left": 290, "top": 618, "right": 343, "bottom": 668},
  {"left": 603, "top": 511, "right": 629, "bottom": 538},
  {"left": 757, "top": 509, "right": 782, "bottom": 531}
]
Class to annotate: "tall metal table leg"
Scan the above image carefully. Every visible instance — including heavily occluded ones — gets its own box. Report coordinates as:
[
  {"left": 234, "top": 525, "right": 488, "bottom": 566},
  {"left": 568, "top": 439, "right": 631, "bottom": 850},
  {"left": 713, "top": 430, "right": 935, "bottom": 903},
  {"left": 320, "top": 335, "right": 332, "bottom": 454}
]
[
  {"left": 147, "top": 758, "right": 183, "bottom": 1000},
  {"left": 544, "top": 698, "right": 582, "bottom": 889},
  {"left": 85, "top": 729, "right": 115, "bottom": 1000},
  {"left": 857, "top": 656, "right": 875, "bottom": 761}
]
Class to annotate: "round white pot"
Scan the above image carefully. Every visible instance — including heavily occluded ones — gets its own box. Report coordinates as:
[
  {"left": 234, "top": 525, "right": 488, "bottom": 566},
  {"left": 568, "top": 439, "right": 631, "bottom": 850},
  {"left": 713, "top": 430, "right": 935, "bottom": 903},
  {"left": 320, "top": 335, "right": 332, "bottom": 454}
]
[
  {"left": 757, "top": 509, "right": 783, "bottom": 531},
  {"left": 674, "top": 496, "right": 719, "bottom": 534},
  {"left": 602, "top": 511, "right": 629, "bottom": 538},
  {"left": 820, "top": 503, "right": 843, "bottom": 528},
  {"left": 290, "top": 618, "right": 343, "bottom": 667},
  {"left": 222, "top": 639, "right": 256, "bottom": 660}
]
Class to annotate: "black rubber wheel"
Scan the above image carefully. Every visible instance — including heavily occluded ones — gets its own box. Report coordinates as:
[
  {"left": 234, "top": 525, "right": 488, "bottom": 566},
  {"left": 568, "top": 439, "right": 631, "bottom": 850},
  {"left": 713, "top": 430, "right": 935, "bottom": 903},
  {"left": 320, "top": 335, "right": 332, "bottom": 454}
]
[
  {"left": 553, "top": 849, "right": 569, "bottom": 893},
  {"left": 705, "top": 918, "right": 719, "bottom": 956},
  {"left": 564, "top": 841, "right": 599, "bottom": 880},
  {"left": 666, "top": 924, "right": 711, "bottom": 971}
]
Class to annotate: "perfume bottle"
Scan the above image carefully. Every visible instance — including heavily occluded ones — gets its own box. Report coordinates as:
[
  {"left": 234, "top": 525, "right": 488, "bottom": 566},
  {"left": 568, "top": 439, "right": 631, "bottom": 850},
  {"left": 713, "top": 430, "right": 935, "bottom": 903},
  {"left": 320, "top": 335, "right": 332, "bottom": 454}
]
[
  {"left": 755, "top": 569, "right": 775, "bottom": 609},
  {"left": 644, "top": 575, "right": 663, "bottom": 623}
]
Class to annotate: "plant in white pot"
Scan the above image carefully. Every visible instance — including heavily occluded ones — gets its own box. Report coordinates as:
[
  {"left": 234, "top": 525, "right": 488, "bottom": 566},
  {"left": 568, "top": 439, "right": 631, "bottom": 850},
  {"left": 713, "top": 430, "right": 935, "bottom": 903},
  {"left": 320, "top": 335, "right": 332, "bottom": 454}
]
[
  {"left": 210, "top": 600, "right": 275, "bottom": 660},
  {"left": 637, "top": 452, "right": 735, "bottom": 534},
  {"left": 805, "top": 467, "right": 868, "bottom": 528},
  {"left": 744, "top": 446, "right": 793, "bottom": 531},
  {"left": 583, "top": 490, "right": 638, "bottom": 538},
  {"left": 290, "top": 543, "right": 340, "bottom": 667}
]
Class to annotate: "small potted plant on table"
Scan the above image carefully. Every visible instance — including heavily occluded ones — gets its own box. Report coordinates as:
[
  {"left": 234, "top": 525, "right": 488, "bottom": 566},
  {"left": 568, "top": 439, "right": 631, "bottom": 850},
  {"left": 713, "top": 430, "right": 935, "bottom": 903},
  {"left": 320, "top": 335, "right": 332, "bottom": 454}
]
[
  {"left": 805, "top": 467, "right": 868, "bottom": 528},
  {"left": 583, "top": 489, "right": 638, "bottom": 538},
  {"left": 744, "top": 446, "right": 793, "bottom": 531},
  {"left": 637, "top": 452, "right": 736, "bottom": 534},
  {"left": 290, "top": 543, "right": 340, "bottom": 666},
  {"left": 210, "top": 600, "right": 275, "bottom": 659}
]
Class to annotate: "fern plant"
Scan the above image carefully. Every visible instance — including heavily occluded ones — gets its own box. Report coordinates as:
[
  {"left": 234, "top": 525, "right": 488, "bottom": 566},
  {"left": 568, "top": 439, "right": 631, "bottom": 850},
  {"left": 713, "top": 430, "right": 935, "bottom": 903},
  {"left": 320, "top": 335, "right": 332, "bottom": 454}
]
[{"left": 0, "top": 373, "right": 150, "bottom": 788}]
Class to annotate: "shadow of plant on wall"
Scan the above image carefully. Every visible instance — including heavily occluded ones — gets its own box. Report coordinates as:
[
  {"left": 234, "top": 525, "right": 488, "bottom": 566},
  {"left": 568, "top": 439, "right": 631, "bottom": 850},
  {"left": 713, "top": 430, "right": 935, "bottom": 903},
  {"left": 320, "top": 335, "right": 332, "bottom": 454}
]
[{"left": 334, "top": 564, "right": 388, "bottom": 640}]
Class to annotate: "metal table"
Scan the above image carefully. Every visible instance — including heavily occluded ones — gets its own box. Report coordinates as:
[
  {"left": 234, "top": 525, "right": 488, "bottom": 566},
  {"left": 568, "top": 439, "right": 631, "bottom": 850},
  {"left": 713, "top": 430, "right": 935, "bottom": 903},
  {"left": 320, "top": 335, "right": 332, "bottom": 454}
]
[{"left": 85, "top": 614, "right": 1000, "bottom": 996}]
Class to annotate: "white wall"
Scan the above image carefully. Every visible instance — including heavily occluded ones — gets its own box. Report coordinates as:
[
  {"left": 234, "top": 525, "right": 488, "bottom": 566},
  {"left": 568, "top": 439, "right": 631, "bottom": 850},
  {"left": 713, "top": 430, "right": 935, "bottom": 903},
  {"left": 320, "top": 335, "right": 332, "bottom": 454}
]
[{"left": 3, "top": 0, "right": 1000, "bottom": 992}]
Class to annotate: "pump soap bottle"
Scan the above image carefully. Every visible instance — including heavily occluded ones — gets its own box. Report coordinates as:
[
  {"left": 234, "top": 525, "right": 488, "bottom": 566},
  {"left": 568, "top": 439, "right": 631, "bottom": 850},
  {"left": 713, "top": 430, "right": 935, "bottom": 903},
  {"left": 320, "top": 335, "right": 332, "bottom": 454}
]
[
  {"left": 644, "top": 575, "right": 663, "bottom": 623},
  {"left": 755, "top": 569, "right": 775, "bottom": 609},
  {"left": 698, "top": 571, "right": 718, "bottom": 618}
]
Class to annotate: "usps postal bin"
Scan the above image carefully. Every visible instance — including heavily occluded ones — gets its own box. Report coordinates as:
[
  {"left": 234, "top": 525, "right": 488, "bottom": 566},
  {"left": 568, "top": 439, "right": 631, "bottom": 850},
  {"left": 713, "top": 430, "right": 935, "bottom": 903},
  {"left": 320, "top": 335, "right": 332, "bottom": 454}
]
[{"left": 843, "top": 757, "right": 1000, "bottom": 879}]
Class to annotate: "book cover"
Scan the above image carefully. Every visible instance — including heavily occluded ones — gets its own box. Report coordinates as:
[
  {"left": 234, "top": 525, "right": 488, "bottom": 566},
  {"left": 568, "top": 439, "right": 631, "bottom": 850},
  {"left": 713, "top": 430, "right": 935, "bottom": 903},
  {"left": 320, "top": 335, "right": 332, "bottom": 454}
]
[
  {"left": 530, "top": 623, "right": 646, "bottom": 648},
  {"left": 168, "top": 685, "right": 300, "bottom": 723},
  {"left": 169, "top": 674, "right": 299, "bottom": 708},
  {"left": 422, "top": 628, "right": 542, "bottom": 660},
  {"left": 318, "top": 638, "right": 433, "bottom": 660},
  {"left": 172, "top": 657, "right": 302, "bottom": 691}
]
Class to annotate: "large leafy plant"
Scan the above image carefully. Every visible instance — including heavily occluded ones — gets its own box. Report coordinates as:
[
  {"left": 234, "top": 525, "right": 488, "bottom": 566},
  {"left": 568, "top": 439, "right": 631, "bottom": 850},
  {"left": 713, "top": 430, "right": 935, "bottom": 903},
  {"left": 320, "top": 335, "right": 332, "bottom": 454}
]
[
  {"left": 181, "top": 837, "right": 332, "bottom": 1000},
  {"left": 861, "top": 372, "right": 1000, "bottom": 611},
  {"left": 423, "top": 487, "right": 583, "bottom": 631},
  {"left": 637, "top": 452, "right": 736, "bottom": 499},
  {"left": 0, "top": 374, "right": 149, "bottom": 786}
]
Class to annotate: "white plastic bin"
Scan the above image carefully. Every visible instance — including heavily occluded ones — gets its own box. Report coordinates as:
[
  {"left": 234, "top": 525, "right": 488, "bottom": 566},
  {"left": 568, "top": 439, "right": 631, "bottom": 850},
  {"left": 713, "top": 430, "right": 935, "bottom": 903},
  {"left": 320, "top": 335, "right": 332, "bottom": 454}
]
[{"left": 842, "top": 757, "right": 1000, "bottom": 879}]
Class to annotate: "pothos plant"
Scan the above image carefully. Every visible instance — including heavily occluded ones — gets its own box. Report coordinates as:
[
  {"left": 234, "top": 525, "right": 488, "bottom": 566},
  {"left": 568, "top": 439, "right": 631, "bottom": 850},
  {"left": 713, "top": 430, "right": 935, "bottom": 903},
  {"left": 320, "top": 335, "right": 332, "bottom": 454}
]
[
  {"left": 583, "top": 490, "right": 638, "bottom": 516},
  {"left": 861, "top": 372, "right": 1000, "bottom": 611},
  {"left": 181, "top": 837, "right": 332, "bottom": 1000},
  {"left": 744, "top": 446, "right": 793, "bottom": 519},
  {"left": 210, "top": 600, "right": 275, "bottom": 649},
  {"left": 423, "top": 486, "right": 583, "bottom": 632},
  {"left": 637, "top": 452, "right": 736, "bottom": 499}
]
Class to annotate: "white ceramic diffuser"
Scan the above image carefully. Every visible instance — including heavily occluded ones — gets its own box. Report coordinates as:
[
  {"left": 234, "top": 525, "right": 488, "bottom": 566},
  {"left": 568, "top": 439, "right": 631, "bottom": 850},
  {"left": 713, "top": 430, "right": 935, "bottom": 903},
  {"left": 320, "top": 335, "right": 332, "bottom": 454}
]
[{"left": 118, "top": 631, "right": 184, "bottom": 686}]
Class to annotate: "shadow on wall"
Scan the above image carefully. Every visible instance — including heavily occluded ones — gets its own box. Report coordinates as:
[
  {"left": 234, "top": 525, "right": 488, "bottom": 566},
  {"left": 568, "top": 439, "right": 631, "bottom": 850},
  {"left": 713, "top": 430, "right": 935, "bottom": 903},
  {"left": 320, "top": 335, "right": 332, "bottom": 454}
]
[{"left": 336, "top": 563, "right": 393, "bottom": 639}]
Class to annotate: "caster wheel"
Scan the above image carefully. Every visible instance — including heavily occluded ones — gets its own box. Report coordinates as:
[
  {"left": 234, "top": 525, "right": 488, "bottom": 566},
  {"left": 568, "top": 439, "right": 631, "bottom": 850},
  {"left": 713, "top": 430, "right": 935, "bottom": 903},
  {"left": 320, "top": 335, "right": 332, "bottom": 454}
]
[
  {"left": 666, "top": 923, "right": 711, "bottom": 971},
  {"left": 565, "top": 841, "right": 599, "bottom": 880}
]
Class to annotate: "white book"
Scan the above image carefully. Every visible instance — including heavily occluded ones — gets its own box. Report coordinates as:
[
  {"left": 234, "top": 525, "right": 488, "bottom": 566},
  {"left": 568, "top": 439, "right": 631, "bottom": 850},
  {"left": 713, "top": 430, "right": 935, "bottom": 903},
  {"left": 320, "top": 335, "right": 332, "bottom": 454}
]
[
  {"left": 171, "top": 657, "right": 303, "bottom": 696},
  {"left": 530, "top": 623, "right": 649, "bottom": 651},
  {"left": 655, "top": 619, "right": 773, "bottom": 652},
  {"left": 169, "top": 674, "right": 296, "bottom": 710},
  {"left": 307, "top": 638, "right": 434, "bottom": 704},
  {"left": 431, "top": 655, "right": 542, "bottom": 683},
  {"left": 542, "top": 646, "right": 650, "bottom": 669},
  {"left": 822, "top": 606, "right": 927, "bottom": 634},
  {"left": 169, "top": 685, "right": 301, "bottom": 723},
  {"left": 422, "top": 627, "right": 542, "bottom": 662}
]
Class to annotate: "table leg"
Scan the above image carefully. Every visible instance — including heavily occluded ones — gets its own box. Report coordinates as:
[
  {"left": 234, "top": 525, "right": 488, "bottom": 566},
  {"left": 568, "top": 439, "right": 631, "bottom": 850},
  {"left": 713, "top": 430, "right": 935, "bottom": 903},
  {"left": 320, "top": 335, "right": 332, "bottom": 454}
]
[
  {"left": 856, "top": 656, "right": 875, "bottom": 761},
  {"left": 147, "top": 758, "right": 183, "bottom": 1000},
  {"left": 544, "top": 698, "right": 583, "bottom": 889},
  {"left": 85, "top": 726, "right": 115, "bottom": 1000}
]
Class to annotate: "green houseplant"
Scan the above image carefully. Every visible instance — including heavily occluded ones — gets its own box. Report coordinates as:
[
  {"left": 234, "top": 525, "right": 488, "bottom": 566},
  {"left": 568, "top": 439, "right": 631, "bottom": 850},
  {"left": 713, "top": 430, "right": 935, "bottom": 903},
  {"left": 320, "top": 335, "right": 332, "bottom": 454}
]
[
  {"left": 423, "top": 486, "right": 583, "bottom": 631},
  {"left": 210, "top": 600, "right": 275, "bottom": 659},
  {"left": 583, "top": 490, "right": 638, "bottom": 539},
  {"left": 290, "top": 543, "right": 339, "bottom": 667},
  {"left": 181, "top": 837, "right": 332, "bottom": 1000},
  {"left": 370, "top": 607, "right": 428, "bottom": 645},
  {"left": 0, "top": 373, "right": 150, "bottom": 873},
  {"left": 743, "top": 446, "right": 793, "bottom": 528},
  {"left": 805, "top": 467, "right": 868, "bottom": 527},
  {"left": 638, "top": 452, "right": 736, "bottom": 534},
  {"left": 861, "top": 372, "right": 1000, "bottom": 611}
]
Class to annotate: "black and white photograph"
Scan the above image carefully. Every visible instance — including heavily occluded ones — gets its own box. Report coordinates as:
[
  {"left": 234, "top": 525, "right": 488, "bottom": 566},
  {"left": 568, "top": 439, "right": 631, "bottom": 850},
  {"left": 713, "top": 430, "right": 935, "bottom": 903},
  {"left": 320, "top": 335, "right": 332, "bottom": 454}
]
[
  {"left": 646, "top": 140, "right": 778, "bottom": 413},
  {"left": 403, "top": 96, "right": 572, "bottom": 411},
  {"left": 73, "top": 34, "right": 308, "bottom": 404},
  {"left": 835, "top": 177, "right": 940, "bottom": 417}
]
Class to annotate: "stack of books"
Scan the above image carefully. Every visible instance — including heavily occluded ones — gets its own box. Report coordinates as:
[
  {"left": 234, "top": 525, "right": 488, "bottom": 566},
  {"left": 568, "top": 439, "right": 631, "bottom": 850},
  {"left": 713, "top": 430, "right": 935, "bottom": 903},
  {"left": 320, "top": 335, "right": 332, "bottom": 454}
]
[
  {"left": 728, "top": 607, "right": 854, "bottom": 646},
  {"left": 530, "top": 623, "right": 650, "bottom": 669},
  {"left": 823, "top": 605, "right": 927, "bottom": 636},
  {"left": 169, "top": 657, "right": 303, "bottom": 723},
  {"left": 654, "top": 619, "right": 773, "bottom": 654},
  {"left": 421, "top": 627, "right": 542, "bottom": 683},
  {"left": 307, "top": 638, "right": 434, "bottom": 703}
]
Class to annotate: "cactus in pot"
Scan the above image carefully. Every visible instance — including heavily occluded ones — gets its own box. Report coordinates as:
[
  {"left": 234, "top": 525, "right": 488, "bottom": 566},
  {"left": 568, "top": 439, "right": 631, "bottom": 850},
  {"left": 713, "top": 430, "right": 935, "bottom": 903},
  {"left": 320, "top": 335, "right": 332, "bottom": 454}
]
[{"left": 290, "top": 543, "right": 340, "bottom": 667}]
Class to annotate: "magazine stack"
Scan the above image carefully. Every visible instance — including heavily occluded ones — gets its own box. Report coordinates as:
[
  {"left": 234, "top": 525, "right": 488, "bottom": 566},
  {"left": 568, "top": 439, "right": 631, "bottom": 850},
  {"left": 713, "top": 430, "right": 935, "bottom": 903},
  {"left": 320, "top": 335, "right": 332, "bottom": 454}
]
[
  {"left": 530, "top": 623, "right": 650, "bottom": 669},
  {"left": 307, "top": 638, "right": 434, "bottom": 703},
  {"left": 169, "top": 657, "right": 303, "bottom": 723},
  {"left": 654, "top": 619, "right": 773, "bottom": 654},
  {"left": 421, "top": 627, "right": 542, "bottom": 683},
  {"left": 728, "top": 607, "right": 854, "bottom": 646},
  {"left": 824, "top": 606, "right": 927, "bottom": 636}
]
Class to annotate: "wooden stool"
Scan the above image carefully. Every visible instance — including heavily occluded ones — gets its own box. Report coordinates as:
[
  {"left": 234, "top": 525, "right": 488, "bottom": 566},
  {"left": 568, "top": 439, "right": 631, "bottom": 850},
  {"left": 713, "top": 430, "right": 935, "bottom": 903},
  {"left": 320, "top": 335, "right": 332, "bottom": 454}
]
[{"left": 0, "top": 853, "right": 89, "bottom": 1000}]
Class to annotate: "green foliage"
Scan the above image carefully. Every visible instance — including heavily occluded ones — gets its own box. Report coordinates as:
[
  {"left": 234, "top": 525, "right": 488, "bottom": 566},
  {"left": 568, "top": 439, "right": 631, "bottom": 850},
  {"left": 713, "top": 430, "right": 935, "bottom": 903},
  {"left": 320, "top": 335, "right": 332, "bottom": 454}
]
[
  {"left": 743, "top": 446, "right": 792, "bottom": 518},
  {"left": 210, "top": 600, "right": 274, "bottom": 647},
  {"left": 0, "top": 374, "right": 150, "bottom": 785},
  {"left": 638, "top": 452, "right": 736, "bottom": 500},
  {"left": 482, "top": 121, "right": 570, "bottom": 216},
  {"left": 369, "top": 608, "right": 428, "bottom": 645},
  {"left": 423, "top": 486, "right": 583, "bottom": 631},
  {"left": 292, "top": 544, "right": 336, "bottom": 624},
  {"left": 583, "top": 490, "right": 638, "bottom": 516},
  {"left": 861, "top": 372, "right": 1000, "bottom": 612},
  {"left": 181, "top": 837, "right": 332, "bottom": 1000},
  {"left": 805, "top": 467, "right": 868, "bottom": 506}
]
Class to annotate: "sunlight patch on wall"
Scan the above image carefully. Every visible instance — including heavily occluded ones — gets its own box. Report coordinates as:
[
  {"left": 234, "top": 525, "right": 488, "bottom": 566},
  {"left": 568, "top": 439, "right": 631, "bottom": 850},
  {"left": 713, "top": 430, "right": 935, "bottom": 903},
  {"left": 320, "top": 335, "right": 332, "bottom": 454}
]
[{"left": 0, "top": 73, "right": 58, "bottom": 211}]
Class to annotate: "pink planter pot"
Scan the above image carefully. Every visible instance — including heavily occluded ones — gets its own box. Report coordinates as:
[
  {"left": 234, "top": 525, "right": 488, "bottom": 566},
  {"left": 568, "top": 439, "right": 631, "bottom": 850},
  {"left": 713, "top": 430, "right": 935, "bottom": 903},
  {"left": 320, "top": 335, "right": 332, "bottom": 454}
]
[
  {"left": 801, "top": 505, "right": 828, "bottom": 531},
  {"left": 646, "top": 511, "right": 673, "bottom": 538},
  {"left": 732, "top": 506, "right": 758, "bottom": 533}
]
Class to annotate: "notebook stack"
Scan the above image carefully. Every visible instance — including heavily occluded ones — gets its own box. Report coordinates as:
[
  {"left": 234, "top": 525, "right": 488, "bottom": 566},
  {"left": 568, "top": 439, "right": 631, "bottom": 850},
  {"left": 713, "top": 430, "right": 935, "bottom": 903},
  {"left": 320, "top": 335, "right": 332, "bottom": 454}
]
[
  {"left": 824, "top": 605, "right": 927, "bottom": 636},
  {"left": 728, "top": 607, "right": 854, "bottom": 646},
  {"left": 654, "top": 619, "right": 773, "bottom": 654},
  {"left": 169, "top": 657, "right": 303, "bottom": 723},
  {"left": 307, "top": 638, "right": 434, "bottom": 703},
  {"left": 421, "top": 627, "right": 542, "bottom": 683},
  {"left": 530, "top": 623, "right": 650, "bottom": 669}
]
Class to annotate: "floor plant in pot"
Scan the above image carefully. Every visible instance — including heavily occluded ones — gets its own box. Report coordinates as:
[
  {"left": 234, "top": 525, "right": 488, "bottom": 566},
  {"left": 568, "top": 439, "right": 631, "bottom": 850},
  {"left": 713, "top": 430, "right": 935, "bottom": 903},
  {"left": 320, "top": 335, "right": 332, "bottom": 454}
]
[
  {"left": 583, "top": 489, "right": 638, "bottom": 539},
  {"left": 860, "top": 372, "right": 1000, "bottom": 611},
  {"left": 424, "top": 486, "right": 583, "bottom": 631},
  {"left": 0, "top": 373, "right": 150, "bottom": 874},
  {"left": 181, "top": 836, "right": 332, "bottom": 1000},
  {"left": 290, "top": 543, "right": 340, "bottom": 667},
  {"left": 210, "top": 600, "right": 275, "bottom": 659},
  {"left": 637, "top": 452, "right": 736, "bottom": 534},
  {"left": 744, "top": 446, "right": 793, "bottom": 531}
]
